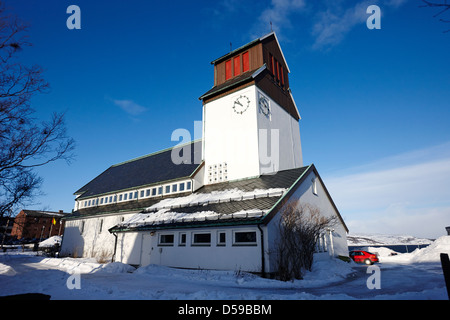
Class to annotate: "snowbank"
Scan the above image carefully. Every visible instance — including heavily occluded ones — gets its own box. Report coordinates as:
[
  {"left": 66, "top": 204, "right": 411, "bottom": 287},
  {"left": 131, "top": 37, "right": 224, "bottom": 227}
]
[
  {"left": 0, "top": 263, "right": 17, "bottom": 276},
  {"left": 381, "top": 236, "right": 450, "bottom": 263},
  {"left": 39, "top": 257, "right": 135, "bottom": 274},
  {"left": 39, "top": 235, "right": 62, "bottom": 248}
]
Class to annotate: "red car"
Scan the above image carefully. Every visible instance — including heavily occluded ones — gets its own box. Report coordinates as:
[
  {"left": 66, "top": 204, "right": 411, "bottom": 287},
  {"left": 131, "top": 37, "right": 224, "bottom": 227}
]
[{"left": 349, "top": 250, "right": 379, "bottom": 265}]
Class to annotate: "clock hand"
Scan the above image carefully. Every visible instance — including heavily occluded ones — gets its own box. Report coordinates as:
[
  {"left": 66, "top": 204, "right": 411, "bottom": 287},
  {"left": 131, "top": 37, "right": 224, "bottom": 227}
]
[{"left": 235, "top": 101, "right": 243, "bottom": 106}]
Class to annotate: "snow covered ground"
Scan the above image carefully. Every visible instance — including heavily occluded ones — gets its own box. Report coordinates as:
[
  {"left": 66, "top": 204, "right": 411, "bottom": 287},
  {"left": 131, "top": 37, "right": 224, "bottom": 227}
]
[{"left": 0, "top": 236, "right": 449, "bottom": 300}]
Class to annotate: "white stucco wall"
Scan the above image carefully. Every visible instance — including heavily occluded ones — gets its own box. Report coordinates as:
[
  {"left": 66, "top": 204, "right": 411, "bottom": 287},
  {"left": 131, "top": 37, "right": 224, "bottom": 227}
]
[
  {"left": 265, "top": 168, "right": 348, "bottom": 273},
  {"left": 60, "top": 213, "right": 135, "bottom": 259},
  {"left": 202, "top": 85, "right": 303, "bottom": 184},
  {"left": 115, "top": 225, "right": 263, "bottom": 272}
]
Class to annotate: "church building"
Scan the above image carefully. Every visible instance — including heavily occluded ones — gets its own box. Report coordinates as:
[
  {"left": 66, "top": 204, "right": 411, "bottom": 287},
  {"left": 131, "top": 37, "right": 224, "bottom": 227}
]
[{"left": 60, "top": 32, "right": 348, "bottom": 275}]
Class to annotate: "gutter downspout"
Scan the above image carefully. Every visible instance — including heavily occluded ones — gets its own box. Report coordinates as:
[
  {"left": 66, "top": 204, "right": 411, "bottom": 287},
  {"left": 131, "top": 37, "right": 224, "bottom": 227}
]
[
  {"left": 112, "top": 232, "right": 118, "bottom": 262},
  {"left": 257, "top": 224, "right": 266, "bottom": 278}
]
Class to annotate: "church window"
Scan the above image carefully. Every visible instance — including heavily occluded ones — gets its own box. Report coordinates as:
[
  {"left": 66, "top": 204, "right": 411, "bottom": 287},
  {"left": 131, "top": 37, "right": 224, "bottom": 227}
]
[
  {"left": 192, "top": 232, "right": 211, "bottom": 246},
  {"left": 225, "top": 60, "right": 232, "bottom": 80},
  {"left": 179, "top": 233, "right": 186, "bottom": 246},
  {"left": 159, "top": 234, "right": 174, "bottom": 246},
  {"left": 233, "top": 55, "right": 240, "bottom": 76},
  {"left": 217, "top": 231, "right": 226, "bottom": 246},
  {"left": 233, "top": 231, "right": 257, "bottom": 246},
  {"left": 242, "top": 51, "right": 249, "bottom": 72}
]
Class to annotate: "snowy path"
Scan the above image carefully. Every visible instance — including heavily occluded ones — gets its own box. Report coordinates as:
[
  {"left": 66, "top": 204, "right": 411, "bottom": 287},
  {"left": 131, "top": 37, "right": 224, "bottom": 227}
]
[{"left": 0, "top": 253, "right": 447, "bottom": 300}]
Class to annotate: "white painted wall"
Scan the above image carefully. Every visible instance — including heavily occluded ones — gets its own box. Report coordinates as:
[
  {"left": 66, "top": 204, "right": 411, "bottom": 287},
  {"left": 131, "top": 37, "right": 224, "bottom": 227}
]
[
  {"left": 256, "top": 88, "right": 303, "bottom": 174},
  {"left": 115, "top": 225, "right": 263, "bottom": 272},
  {"left": 60, "top": 213, "right": 135, "bottom": 259},
  {"left": 202, "top": 85, "right": 303, "bottom": 185},
  {"left": 203, "top": 86, "right": 260, "bottom": 184},
  {"left": 265, "top": 169, "right": 348, "bottom": 273}
]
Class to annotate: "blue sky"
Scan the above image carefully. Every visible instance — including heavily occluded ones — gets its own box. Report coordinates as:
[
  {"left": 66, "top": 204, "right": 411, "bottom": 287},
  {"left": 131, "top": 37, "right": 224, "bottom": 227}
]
[{"left": 4, "top": 0, "right": 450, "bottom": 238}]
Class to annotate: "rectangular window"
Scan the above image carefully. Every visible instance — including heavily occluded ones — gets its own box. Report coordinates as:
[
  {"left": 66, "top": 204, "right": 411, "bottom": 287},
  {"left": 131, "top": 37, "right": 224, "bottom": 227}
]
[
  {"left": 104, "top": 197, "right": 108, "bottom": 204},
  {"left": 109, "top": 196, "right": 113, "bottom": 203},
  {"left": 192, "top": 233, "right": 211, "bottom": 246},
  {"left": 152, "top": 188, "right": 157, "bottom": 196},
  {"left": 270, "top": 55, "right": 274, "bottom": 75},
  {"left": 119, "top": 194, "right": 123, "bottom": 201},
  {"left": 140, "top": 190, "right": 145, "bottom": 198},
  {"left": 124, "top": 193, "right": 128, "bottom": 201},
  {"left": 233, "top": 55, "right": 240, "bottom": 76},
  {"left": 172, "top": 184, "right": 177, "bottom": 192},
  {"left": 225, "top": 60, "right": 232, "bottom": 80},
  {"left": 218, "top": 232, "right": 226, "bottom": 246},
  {"left": 165, "top": 185, "right": 170, "bottom": 194},
  {"left": 233, "top": 231, "right": 257, "bottom": 246},
  {"left": 242, "top": 51, "right": 249, "bottom": 72},
  {"left": 158, "top": 186, "right": 163, "bottom": 195},
  {"left": 186, "top": 181, "right": 191, "bottom": 190},
  {"left": 146, "top": 189, "right": 150, "bottom": 197},
  {"left": 113, "top": 195, "right": 117, "bottom": 202},
  {"left": 100, "top": 198, "right": 104, "bottom": 205},
  {"left": 159, "top": 234, "right": 174, "bottom": 246},
  {"left": 134, "top": 191, "right": 138, "bottom": 199},
  {"left": 280, "top": 65, "right": 284, "bottom": 85},
  {"left": 276, "top": 61, "right": 280, "bottom": 82},
  {"left": 179, "top": 183, "right": 185, "bottom": 192},
  {"left": 179, "top": 233, "right": 186, "bottom": 246},
  {"left": 129, "top": 192, "right": 133, "bottom": 199}
]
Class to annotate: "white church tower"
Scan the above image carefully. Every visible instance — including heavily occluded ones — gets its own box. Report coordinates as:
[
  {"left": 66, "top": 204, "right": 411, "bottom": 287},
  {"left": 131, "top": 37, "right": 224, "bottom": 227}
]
[{"left": 199, "top": 32, "right": 303, "bottom": 184}]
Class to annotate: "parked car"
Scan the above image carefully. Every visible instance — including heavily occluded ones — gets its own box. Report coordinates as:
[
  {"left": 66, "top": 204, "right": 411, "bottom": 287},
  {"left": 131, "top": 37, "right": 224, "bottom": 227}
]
[{"left": 349, "top": 250, "right": 379, "bottom": 265}]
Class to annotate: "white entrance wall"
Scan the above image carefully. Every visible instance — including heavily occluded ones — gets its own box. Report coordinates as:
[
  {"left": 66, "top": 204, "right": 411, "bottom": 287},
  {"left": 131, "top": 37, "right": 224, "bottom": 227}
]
[
  {"left": 60, "top": 213, "right": 135, "bottom": 259},
  {"left": 265, "top": 169, "right": 349, "bottom": 273}
]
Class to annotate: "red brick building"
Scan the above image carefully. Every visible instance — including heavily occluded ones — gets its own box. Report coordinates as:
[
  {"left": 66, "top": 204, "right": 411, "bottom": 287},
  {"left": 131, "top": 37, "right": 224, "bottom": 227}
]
[{"left": 11, "top": 209, "right": 66, "bottom": 240}]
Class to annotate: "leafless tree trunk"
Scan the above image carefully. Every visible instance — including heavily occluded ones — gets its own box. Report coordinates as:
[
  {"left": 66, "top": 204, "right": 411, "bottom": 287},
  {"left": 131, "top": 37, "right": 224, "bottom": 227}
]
[
  {"left": 0, "top": 2, "right": 75, "bottom": 219},
  {"left": 275, "top": 201, "right": 337, "bottom": 281}
]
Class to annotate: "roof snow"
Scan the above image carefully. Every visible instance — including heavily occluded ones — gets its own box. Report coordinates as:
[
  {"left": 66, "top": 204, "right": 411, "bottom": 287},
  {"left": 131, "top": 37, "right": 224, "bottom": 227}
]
[{"left": 119, "top": 188, "right": 287, "bottom": 228}]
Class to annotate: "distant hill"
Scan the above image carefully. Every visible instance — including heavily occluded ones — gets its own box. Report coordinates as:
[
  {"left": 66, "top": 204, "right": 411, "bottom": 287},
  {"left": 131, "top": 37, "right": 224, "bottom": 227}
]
[{"left": 347, "top": 233, "right": 434, "bottom": 246}]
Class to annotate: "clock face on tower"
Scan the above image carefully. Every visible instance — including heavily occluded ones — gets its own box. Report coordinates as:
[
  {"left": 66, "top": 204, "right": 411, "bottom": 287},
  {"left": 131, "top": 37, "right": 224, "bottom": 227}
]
[{"left": 232, "top": 95, "right": 250, "bottom": 114}]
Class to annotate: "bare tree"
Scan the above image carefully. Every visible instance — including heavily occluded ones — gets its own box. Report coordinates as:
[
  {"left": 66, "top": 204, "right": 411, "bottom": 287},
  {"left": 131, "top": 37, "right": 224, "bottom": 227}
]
[
  {"left": 0, "top": 2, "right": 75, "bottom": 219},
  {"left": 275, "top": 201, "right": 337, "bottom": 281},
  {"left": 420, "top": 0, "right": 450, "bottom": 32}
]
